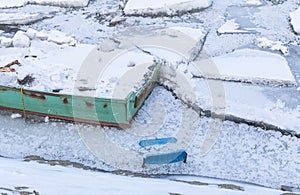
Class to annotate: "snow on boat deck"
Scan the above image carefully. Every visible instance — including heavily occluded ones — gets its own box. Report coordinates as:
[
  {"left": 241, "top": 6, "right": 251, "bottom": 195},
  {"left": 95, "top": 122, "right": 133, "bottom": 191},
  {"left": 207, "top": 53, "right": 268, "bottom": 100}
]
[{"left": 0, "top": 30, "right": 156, "bottom": 99}]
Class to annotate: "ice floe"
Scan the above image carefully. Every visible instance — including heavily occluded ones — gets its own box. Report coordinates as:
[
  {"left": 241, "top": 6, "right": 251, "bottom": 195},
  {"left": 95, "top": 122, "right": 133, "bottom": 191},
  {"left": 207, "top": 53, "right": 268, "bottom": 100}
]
[
  {"left": 32, "top": 0, "right": 89, "bottom": 7},
  {"left": 0, "top": 12, "right": 51, "bottom": 25},
  {"left": 290, "top": 6, "right": 300, "bottom": 35},
  {"left": 124, "top": 0, "right": 213, "bottom": 16},
  {"left": 191, "top": 49, "right": 296, "bottom": 86},
  {"left": 246, "top": 0, "right": 263, "bottom": 6},
  {"left": 0, "top": 0, "right": 89, "bottom": 8}
]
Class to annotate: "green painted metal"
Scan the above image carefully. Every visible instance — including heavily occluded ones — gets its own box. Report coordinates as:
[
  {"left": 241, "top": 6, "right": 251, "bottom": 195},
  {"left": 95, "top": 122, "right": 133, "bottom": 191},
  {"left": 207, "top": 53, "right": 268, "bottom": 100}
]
[{"left": 0, "top": 64, "right": 161, "bottom": 127}]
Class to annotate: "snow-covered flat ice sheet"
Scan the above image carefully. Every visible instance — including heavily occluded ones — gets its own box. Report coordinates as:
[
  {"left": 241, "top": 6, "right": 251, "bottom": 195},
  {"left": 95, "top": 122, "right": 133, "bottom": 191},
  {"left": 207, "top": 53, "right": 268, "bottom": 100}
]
[
  {"left": 0, "top": 157, "right": 287, "bottom": 195},
  {"left": 124, "top": 0, "right": 213, "bottom": 16},
  {"left": 0, "top": 12, "right": 51, "bottom": 25},
  {"left": 191, "top": 80, "right": 300, "bottom": 132},
  {"left": 191, "top": 49, "right": 296, "bottom": 86}
]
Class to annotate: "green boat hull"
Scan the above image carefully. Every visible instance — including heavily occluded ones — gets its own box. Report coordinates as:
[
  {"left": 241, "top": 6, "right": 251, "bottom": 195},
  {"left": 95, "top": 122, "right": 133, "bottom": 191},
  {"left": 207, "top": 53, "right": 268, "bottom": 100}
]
[{"left": 0, "top": 66, "right": 160, "bottom": 128}]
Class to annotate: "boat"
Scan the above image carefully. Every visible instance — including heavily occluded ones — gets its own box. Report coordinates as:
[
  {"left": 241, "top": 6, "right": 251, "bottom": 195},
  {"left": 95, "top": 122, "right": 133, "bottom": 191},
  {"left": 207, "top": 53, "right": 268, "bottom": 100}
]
[{"left": 0, "top": 63, "right": 161, "bottom": 128}]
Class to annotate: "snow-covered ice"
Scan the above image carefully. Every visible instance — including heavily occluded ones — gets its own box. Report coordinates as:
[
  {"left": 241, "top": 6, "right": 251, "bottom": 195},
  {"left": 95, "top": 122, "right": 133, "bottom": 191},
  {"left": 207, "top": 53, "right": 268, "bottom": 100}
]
[
  {"left": 124, "top": 0, "right": 213, "bottom": 16},
  {"left": 256, "top": 37, "right": 289, "bottom": 55},
  {"left": 32, "top": 0, "right": 89, "bottom": 7},
  {"left": 0, "top": 157, "right": 287, "bottom": 195},
  {"left": 0, "top": 0, "right": 27, "bottom": 8},
  {"left": 191, "top": 49, "right": 295, "bottom": 86},
  {"left": 217, "top": 19, "right": 249, "bottom": 34},
  {"left": 0, "top": 12, "right": 51, "bottom": 25},
  {"left": 46, "top": 30, "right": 77, "bottom": 45},
  {"left": 0, "top": 0, "right": 89, "bottom": 8},
  {"left": 0, "top": 0, "right": 300, "bottom": 193},
  {"left": 290, "top": 6, "right": 300, "bottom": 34},
  {"left": 0, "top": 86, "right": 300, "bottom": 190},
  {"left": 246, "top": 0, "right": 263, "bottom": 6}
]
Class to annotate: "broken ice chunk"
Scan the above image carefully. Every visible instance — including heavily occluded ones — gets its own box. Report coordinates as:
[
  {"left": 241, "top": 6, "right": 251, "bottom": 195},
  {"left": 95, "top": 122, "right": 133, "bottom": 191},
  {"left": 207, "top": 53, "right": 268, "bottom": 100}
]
[
  {"left": 290, "top": 7, "right": 300, "bottom": 34},
  {"left": 47, "top": 30, "right": 77, "bottom": 46},
  {"left": 0, "top": 37, "right": 12, "bottom": 48},
  {"left": 13, "top": 31, "right": 31, "bottom": 48},
  {"left": 217, "top": 19, "right": 249, "bottom": 34},
  {"left": 246, "top": 0, "right": 263, "bottom": 6},
  {"left": 26, "top": 28, "right": 38, "bottom": 39},
  {"left": 36, "top": 30, "right": 49, "bottom": 41},
  {"left": 11, "top": 113, "right": 22, "bottom": 119},
  {"left": 256, "top": 37, "right": 288, "bottom": 55}
]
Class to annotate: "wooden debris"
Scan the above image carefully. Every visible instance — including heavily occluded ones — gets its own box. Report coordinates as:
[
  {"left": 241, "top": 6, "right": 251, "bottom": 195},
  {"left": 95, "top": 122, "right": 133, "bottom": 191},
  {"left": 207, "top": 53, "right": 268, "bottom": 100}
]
[
  {"left": 4, "top": 60, "right": 20, "bottom": 67},
  {"left": 0, "top": 67, "right": 15, "bottom": 72}
]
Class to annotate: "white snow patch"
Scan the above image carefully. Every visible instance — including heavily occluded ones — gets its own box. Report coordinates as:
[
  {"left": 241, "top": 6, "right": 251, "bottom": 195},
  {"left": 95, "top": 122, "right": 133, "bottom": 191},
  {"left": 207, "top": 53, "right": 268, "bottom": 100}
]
[
  {"left": 256, "top": 37, "right": 289, "bottom": 55},
  {"left": 124, "top": 0, "right": 213, "bottom": 16},
  {"left": 217, "top": 19, "right": 249, "bottom": 34},
  {"left": 290, "top": 7, "right": 300, "bottom": 34},
  {"left": 10, "top": 113, "right": 22, "bottom": 119},
  {"left": 191, "top": 49, "right": 296, "bottom": 85},
  {"left": 44, "top": 116, "right": 49, "bottom": 123},
  {"left": 246, "top": 0, "right": 263, "bottom": 6}
]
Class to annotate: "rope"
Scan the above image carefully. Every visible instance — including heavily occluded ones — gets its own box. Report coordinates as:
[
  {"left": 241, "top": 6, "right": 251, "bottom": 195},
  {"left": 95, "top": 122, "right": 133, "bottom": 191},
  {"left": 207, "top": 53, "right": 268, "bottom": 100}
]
[{"left": 20, "top": 87, "right": 26, "bottom": 122}]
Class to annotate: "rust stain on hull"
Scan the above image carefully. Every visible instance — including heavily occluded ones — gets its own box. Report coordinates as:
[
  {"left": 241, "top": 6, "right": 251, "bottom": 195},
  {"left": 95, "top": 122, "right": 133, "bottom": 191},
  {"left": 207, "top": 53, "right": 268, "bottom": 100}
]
[
  {"left": 134, "top": 82, "right": 154, "bottom": 108},
  {"left": 85, "top": 101, "right": 94, "bottom": 108},
  {"left": 63, "top": 98, "right": 68, "bottom": 104},
  {"left": 23, "top": 92, "right": 46, "bottom": 100}
]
